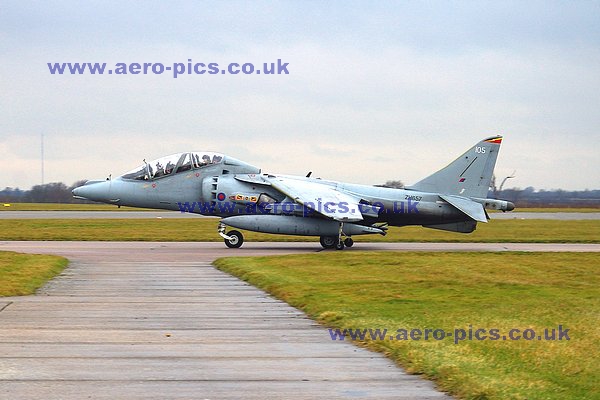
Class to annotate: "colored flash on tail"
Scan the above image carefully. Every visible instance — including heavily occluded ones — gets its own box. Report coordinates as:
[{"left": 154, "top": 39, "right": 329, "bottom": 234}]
[{"left": 485, "top": 137, "right": 502, "bottom": 144}]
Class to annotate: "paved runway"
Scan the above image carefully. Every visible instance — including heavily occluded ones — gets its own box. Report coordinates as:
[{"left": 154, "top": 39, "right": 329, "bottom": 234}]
[
  {"left": 1, "top": 211, "right": 599, "bottom": 219},
  {"left": 2, "top": 241, "right": 599, "bottom": 258},
  {"left": 0, "top": 241, "right": 454, "bottom": 399}
]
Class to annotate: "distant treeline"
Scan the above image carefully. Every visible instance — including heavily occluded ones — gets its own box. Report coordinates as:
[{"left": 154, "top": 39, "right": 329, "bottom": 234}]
[
  {"left": 1, "top": 181, "right": 599, "bottom": 208},
  {"left": 1, "top": 181, "right": 89, "bottom": 204},
  {"left": 493, "top": 187, "right": 600, "bottom": 208}
]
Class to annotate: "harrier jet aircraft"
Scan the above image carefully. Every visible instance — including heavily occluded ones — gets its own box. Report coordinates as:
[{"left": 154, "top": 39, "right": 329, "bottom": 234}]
[{"left": 73, "top": 136, "right": 514, "bottom": 249}]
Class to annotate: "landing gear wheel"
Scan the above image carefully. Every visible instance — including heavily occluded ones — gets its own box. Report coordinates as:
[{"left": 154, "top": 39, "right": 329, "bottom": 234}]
[
  {"left": 320, "top": 235, "right": 337, "bottom": 249},
  {"left": 224, "top": 230, "right": 244, "bottom": 248},
  {"left": 343, "top": 237, "right": 354, "bottom": 247},
  {"left": 335, "top": 240, "right": 345, "bottom": 250}
]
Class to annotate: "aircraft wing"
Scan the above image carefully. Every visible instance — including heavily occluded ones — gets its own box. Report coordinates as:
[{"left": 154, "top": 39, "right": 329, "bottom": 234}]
[
  {"left": 263, "top": 175, "right": 365, "bottom": 222},
  {"left": 439, "top": 194, "right": 489, "bottom": 223}
]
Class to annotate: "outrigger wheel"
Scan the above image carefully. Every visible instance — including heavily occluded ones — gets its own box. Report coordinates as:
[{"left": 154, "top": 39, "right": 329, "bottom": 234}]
[{"left": 224, "top": 230, "right": 244, "bottom": 248}]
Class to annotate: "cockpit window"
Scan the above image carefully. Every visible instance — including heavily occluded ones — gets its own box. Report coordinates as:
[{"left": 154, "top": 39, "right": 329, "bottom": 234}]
[
  {"left": 152, "top": 154, "right": 180, "bottom": 179},
  {"left": 121, "top": 165, "right": 150, "bottom": 181},
  {"left": 176, "top": 153, "right": 192, "bottom": 173},
  {"left": 192, "top": 153, "right": 223, "bottom": 168},
  {"left": 121, "top": 152, "right": 224, "bottom": 180}
]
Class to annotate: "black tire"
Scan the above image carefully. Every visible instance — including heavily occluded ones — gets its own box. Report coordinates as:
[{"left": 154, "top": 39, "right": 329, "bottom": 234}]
[
  {"left": 319, "top": 235, "right": 337, "bottom": 249},
  {"left": 344, "top": 237, "right": 354, "bottom": 247},
  {"left": 335, "top": 240, "right": 345, "bottom": 250},
  {"left": 224, "top": 230, "right": 244, "bottom": 248}
]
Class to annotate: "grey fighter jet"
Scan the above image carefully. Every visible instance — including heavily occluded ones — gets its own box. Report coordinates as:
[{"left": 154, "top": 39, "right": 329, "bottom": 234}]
[{"left": 73, "top": 136, "right": 515, "bottom": 249}]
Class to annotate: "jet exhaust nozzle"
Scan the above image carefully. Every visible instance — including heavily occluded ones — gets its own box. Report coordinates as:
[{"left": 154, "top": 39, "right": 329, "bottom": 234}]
[
  {"left": 471, "top": 197, "right": 515, "bottom": 212},
  {"left": 505, "top": 202, "right": 515, "bottom": 212}
]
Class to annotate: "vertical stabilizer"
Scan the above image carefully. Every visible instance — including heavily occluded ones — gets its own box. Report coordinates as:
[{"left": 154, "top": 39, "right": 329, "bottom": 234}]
[{"left": 408, "top": 136, "right": 503, "bottom": 198}]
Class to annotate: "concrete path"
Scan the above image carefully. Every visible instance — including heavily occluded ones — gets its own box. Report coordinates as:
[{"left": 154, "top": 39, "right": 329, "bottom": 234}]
[
  {"left": 0, "top": 242, "right": 450, "bottom": 399},
  {"left": 2, "top": 241, "right": 599, "bottom": 257}
]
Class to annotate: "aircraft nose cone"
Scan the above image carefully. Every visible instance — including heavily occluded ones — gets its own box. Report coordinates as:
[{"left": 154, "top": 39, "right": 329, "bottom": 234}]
[
  {"left": 72, "top": 180, "right": 111, "bottom": 202},
  {"left": 506, "top": 202, "right": 515, "bottom": 212}
]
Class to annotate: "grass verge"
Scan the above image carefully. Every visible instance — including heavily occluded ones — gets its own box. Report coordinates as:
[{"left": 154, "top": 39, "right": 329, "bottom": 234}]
[
  {"left": 0, "top": 203, "right": 149, "bottom": 211},
  {"left": 0, "top": 251, "right": 68, "bottom": 296},
  {"left": 1, "top": 218, "right": 599, "bottom": 243},
  {"left": 214, "top": 252, "right": 599, "bottom": 400}
]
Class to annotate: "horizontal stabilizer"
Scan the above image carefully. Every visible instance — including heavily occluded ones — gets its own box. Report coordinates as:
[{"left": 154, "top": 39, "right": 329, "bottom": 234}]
[{"left": 440, "top": 195, "right": 488, "bottom": 223}]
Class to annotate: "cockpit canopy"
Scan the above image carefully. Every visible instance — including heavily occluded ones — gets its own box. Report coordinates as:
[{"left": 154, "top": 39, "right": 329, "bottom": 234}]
[{"left": 121, "top": 152, "right": 224, "bottom": 181}]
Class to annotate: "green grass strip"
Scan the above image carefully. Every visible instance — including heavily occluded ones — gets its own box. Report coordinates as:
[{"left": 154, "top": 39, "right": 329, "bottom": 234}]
[
  {"left": 215, "top": 252, "right": 599, "bottom": 400},
  {"left": 0, "top": 203, "right": 150, "bottom": 211},
  {"left": 1, "top": 219, "right": 599, "bottom": 243}
]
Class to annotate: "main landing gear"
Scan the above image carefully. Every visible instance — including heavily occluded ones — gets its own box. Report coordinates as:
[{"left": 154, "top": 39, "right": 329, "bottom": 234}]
[
  {"left": 320, "top": 222, "right": 353, "bottom": 250},
  {"left": 218, "top": 223, "right": 244, "bottom": 248},
  {"left": 319, "top": 236, "right": 354, "bottom": 250}
]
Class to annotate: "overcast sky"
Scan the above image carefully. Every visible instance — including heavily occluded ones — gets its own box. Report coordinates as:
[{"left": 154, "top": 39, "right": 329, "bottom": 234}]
[{"left": 2, "top": 1, "right": 599, "bottom": 191}]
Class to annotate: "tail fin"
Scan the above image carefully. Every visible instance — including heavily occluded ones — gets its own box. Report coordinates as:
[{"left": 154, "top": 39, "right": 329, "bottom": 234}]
[{"left": 408, "top": 136, "right": 503, "bottom": 198}]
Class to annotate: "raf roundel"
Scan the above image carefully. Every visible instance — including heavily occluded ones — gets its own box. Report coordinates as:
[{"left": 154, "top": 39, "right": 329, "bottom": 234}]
[{"left": 217, "top": 192, "right": 226, "bottom": 201}]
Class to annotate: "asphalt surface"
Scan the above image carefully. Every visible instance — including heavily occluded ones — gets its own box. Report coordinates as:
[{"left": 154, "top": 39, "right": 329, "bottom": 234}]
[
  {"left": 0, "top": 241, "right": 454, "bottom": 400},
  {"left": 1, "top": 211, "right": 599, "bottom": 219},
  {"left": 1, "top": 241, "right": 599, "bottom": 256},
  {"left": 1, "top": 241, "right": 598, "bottom": 399}
]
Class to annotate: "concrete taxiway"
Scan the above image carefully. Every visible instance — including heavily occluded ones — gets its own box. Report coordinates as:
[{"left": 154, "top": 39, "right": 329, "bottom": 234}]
[
  {"left": 1, "top": 241, "right": 598, "bottom": 399},
  {"left": 0, "top": 241, "right": 455, "bottom": 399}
]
